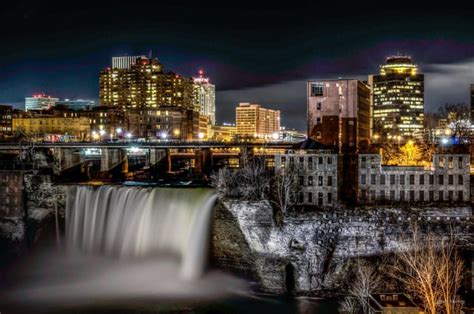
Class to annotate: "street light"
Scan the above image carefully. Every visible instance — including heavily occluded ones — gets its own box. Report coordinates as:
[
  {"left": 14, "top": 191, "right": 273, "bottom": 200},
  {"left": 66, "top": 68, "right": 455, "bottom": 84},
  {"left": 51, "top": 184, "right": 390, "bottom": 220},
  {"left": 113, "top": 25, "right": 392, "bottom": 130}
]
[{"left": 126, "top": 132, "right": 132, "bottom": 139}]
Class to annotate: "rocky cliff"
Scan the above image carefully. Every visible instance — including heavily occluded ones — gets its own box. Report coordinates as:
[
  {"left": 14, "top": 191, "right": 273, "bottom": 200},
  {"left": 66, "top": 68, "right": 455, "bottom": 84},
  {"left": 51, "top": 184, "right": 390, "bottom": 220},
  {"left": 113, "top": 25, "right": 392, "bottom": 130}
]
[{"left": 211, "top": 199, "right": 473, "bottom": 294}]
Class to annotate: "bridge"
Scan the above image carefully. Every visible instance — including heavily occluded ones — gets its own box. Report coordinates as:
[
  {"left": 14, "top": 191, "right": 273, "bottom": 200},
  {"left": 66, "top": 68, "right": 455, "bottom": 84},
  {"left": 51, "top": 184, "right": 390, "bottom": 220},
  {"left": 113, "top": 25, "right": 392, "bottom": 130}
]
[{"left": 0, "top": 141, "right": 295, "bottom": 178}]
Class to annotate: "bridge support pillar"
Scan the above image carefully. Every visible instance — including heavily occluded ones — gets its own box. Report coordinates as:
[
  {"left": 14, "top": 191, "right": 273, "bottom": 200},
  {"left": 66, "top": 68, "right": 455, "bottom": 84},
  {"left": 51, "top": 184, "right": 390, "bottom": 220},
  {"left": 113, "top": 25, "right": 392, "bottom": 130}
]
[
  {"left": 149, "top": 148, "right": 167, "bottom": 165},
  {"left": 101, "top": 148, "right": 126, "bottom": 171},
  {"left": 195, "top": 148, "right": 211, "bottom": 174}
]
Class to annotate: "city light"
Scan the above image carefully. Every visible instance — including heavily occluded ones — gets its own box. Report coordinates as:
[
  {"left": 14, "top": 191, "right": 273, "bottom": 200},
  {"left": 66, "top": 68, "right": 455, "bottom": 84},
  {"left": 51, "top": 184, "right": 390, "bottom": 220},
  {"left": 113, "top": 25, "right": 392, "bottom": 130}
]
[
  {"left": 198, "top": 132, "right": 205, "bottom": 139},
  {"left": 441, "top": 138, "right": 449, "bottom": 145},
  {"left": 116, "top": 128, "right": 123, "bottom": 134},
  {"left": 160, "top": 132, "right": 168, "bottom": 139},
  {"left": 126, "top": 132, "right": 132, "bottom": 139}
]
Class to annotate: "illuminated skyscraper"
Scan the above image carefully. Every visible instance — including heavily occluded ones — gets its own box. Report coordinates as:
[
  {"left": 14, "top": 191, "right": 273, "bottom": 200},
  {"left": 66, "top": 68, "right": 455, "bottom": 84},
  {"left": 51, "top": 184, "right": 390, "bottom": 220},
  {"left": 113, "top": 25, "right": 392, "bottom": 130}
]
[
  {"left": 99, "top": 56, "right": 194, "bottom": 110},
  {"left": 235, "top": 103, "right": 280, "bottom": 138},
  {"left": 371, "top": 56, "right": 424, "bottom": 140},
  {"left": 193, "top": 70, "right": 216, "bottom": 125},
  {"left": 307, "top": 79, "right": 371, "bottom": 152},
  {"left": 25, "top": 94, "right": 59, "bottom": 111}
]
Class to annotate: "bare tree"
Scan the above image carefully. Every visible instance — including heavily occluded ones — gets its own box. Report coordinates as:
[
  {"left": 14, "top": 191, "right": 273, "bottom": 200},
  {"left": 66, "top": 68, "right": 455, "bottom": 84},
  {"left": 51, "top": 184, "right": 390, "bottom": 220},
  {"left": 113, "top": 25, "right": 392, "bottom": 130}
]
[
  {"left": 439, "top": 103, "right": 471, "bottom": 143},
  {"left": 271, "top": 163, "right": 297, "bottom": 213},
  {"left": 391, "top": 225, "right": 464, "bottom": 314},
  {"left": 351, "top": 259, "right": 382, "bottom": 313}
]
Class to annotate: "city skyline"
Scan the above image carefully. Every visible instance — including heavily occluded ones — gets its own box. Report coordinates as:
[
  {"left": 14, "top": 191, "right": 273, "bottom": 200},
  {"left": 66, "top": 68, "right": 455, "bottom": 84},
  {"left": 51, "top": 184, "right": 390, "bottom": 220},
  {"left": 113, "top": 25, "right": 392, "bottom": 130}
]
[{"left": 0, "top": 3, "right": 473, "bottom": 129}]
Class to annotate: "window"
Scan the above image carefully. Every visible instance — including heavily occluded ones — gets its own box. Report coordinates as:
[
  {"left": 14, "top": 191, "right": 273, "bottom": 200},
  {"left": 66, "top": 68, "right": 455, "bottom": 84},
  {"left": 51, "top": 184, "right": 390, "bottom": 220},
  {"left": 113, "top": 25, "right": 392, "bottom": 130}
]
[
  {"left": 327, "top": 176, "right": 333, "bottom": 186},
  {"left": 438, "top": 175, "right": 444, "bottom": 185},
  {"left": 390, "top": 190, "right": 395, "bottom": 201},
  {"left": 439, "top": 157, "right": 445, "bottom": 168},
  {"left": 409, "top": 190, "right": 415, "bottom": 202},
  {"left": 361, "top": 190, "right": 367, "bottom": 200},
  {"left": 390, "top": 174, "right": 395, "bottom": 185},
  {"left": 458, "top": 156, "right": 463, "bottom": 169},
  {"left": 308, "top": 176, "right": 313, "bottom": 186},
  {"left": 299, "top": 176, "right": 304, "bottom": 186},
  {"left": 458, "top": 191, "right": 464, "bottom": 202},
  {"left": 429, "top": 191, "right": 434, "bottom": 202},
  {"left": 316, "top": 117, "right": 321, "bottom": 125},
  {"left": 371, "top": 174, "right": 376, "bottom": 185},
  {"left": 400, "top": 190, "right": 405, "bottom": 201},
  {"left": 361, "top": 156, "right": 366, "bottom": 168},
  {"left": 419, "top": 175, "right": 424, "bottom": 185},
  {"left": 429, "top": 175, "right": 434, "bottom": 185},
  {"left": 318, "top": 176, "right": 323, "bottom": 186},
  {"left": 311, "top": 82, "right": 323, "bottom": 96},
  {"left": 281, "top": 156, "right": 286, "bottom": 167},
  {"left": 308, "top": 157, "right": 313, "bottom": 167},
  {"left": 419, "top": 191, "right": 424, "bottom": 202},
  {"left": 327, "top": 156, "right": 332, "bottom": 164},
  {"left": 299, "top": 157, "right": 304, "bottom": 163},
  {"left": 299, "top": 192, "right": 304, "bottom": 203},
  {"left": 370, "top": 190, "right": 376, "bottom": 201},
  {"left": 448, "top": 157, "right": 453, "bottom": 169},
  {"left": 438, "top": 191, "right": 444, "bottom": 201},
  {"left": 448, "top": 191, "right": 453, "bottom": 202},
  {"left": 318, "top": 192, "right": 323, "bottom": 206},
  {"left": 380, "top": 190, "right": 385, "bottom": 200},
  {"left": 308, "top": 192, "right": 313, "bottom": 203},
  {"left": 399, "top": 175, "right": 405, "bottom": 185},
  {"left": 361, "top": 174, "right": 366, "bottom": 185},
  {"left": 458, "top": 175, "right": 463, "bottom": 185},
  {"left": 380, "top": 174, "right": 385, "bottom": 185},
  {"left": 289, "top": 157, "right": 294, "bottom": 166},
  {"left": 316, "top": 102, "right": 321, "bottom": 110},
  {"left": 409, "top": 175, "right": 415, "bottom": 185},
  {"left": 318, "top": 157, "right": 323, "bottom": 164},
  {"left": 448, "top": 175, "right": 453, "bottom": 185},
  {"left": 327, "top": 193, "right": 332, "bottom": 204}
]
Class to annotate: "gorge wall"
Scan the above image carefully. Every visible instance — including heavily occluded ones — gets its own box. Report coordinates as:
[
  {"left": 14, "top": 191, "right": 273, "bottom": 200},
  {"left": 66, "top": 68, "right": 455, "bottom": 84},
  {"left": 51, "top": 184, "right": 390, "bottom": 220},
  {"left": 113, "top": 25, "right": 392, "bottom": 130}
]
[{"left": 211, "top": 199, "right": 473, "bottom": 294}]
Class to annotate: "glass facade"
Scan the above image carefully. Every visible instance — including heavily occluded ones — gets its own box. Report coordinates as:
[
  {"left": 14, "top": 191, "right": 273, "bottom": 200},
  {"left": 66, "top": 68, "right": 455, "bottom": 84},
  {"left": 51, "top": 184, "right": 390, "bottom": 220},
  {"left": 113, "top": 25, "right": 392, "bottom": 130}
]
[{"left": 371, "top": 56, "right": 424, "bottom": 140}]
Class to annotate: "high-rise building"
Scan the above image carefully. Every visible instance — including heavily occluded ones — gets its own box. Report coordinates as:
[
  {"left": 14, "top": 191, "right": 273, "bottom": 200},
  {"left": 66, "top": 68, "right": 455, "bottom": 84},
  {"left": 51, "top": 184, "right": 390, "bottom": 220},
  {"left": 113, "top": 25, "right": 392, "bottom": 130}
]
[
  {"left": 370, "top": 56, "right": 424, "bottom": 140},
  {"left": 470, "top": 84, "right": 474, "bottom": 124},
  {"left": 0, "top": 105, "right": 13, "bottom": 138},
  {"left": 235, "top": 103, "right": 280, "bottom": 138},
  {"left": 99, "top": 56, "right": 194, "bottom": 110},
  {"left": 193, "top": 70, "right": 216, "bottom": 125},
  {"left": 307, "top": 79, "right": 371, "bottom": 152},
  {"left": 56, "top": 99, "right": 96, "bottom": 111},
  {"left": 112, "top": 55, "right": 147, "bottom": 69},
  {"left": 25, "top": 94, "right": 59, "bottom": 111}
]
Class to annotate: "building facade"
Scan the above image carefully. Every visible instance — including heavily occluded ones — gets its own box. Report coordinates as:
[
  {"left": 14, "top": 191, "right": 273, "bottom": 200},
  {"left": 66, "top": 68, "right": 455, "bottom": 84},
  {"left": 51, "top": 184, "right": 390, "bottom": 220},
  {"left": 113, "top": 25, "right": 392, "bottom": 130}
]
[
  {"left": 56, "top": 99, "right": 96, "bottom": 111},
  {"left": 99, "top": 56, "right": 194, "bottom": 110},
  {"left": 12, "top": 113, "right": 90, "bottom": 140},
  {"left": 211, "top": 123, "right": 236, "bottom": 142},
  {"left": 370, "top": 56, "right": 424, "bottom": 140},
  {"left": 193, "top": 70, "right": 216, "bottom": 125},
  {"left": 25, "top": 94, "right": 59, "bottom": 111},
  {"left": 0, "top": 105, "right": 13, "bottom": 138},
  {"left": 236, "top": 103, "right": 280, "bottom": 138},
  {"left": 307, "top": 79, "right": 371, "bottom": 152},
  {"left": 127, "top": 107, "right": 199, "bottom": 141},
  {"left": 111, "top": 55, "right": 146, "bottom": 69},
  {"left": 358, "top": 153, "right": 470, "bottom": 204},
  {"left": 274, "top": 150, "right": 338, "bottom": 207}
]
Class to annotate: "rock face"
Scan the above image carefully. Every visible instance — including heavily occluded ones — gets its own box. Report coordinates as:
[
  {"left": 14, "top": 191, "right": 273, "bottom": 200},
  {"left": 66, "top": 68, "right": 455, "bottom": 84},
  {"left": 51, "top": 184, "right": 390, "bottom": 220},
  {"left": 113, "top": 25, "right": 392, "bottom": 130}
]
[
  {"left": 0, "top": 171, "right": 66, "bottom": 264},
  {"left": 211, "top": 199, "right": 473, "bottom": 294}
]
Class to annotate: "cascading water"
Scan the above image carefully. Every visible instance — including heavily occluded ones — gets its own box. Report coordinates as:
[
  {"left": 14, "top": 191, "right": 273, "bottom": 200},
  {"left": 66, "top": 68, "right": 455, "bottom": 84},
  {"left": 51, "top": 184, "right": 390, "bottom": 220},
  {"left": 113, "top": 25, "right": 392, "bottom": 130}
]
[
  {"left": 66, "top": 185, "right": 216, "bottom": 279},
  {"left": 2, "top": 185, "right": 246, "bottom": 308}
]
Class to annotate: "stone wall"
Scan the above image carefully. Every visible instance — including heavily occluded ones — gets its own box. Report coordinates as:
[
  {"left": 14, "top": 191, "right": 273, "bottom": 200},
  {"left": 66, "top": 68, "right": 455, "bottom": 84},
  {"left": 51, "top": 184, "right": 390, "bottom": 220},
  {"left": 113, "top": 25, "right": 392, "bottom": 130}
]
[{"left": 211, "top": 198, "right": 473, "bottom": 294}]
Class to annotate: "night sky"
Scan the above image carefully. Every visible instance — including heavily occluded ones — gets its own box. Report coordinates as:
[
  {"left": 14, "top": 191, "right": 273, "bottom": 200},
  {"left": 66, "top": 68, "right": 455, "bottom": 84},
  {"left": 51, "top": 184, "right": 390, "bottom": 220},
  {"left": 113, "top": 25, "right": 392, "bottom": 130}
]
[{"left": 1, "top": 1, "right": 474, "bottom": 130}]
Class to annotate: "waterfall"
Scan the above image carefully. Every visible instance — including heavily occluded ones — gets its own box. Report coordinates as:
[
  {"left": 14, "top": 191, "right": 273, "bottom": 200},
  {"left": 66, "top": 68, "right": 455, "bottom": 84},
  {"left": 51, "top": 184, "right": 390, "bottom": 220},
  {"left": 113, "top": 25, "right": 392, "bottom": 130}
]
[{"left": 65, "top": 185, "right": 217, "bottom": 280}]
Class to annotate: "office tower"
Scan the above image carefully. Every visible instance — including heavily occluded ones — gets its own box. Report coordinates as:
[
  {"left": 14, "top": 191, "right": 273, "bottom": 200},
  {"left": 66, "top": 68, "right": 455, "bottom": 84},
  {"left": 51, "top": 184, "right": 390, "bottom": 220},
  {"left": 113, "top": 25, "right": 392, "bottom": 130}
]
[
  {"left": 371, "top": 56, "right": 424, "bottom": 140},
  {"left": 56, "top": 99, "right": 96, "bottom": 111},
  {"left": 99, "top": 56, "right": 194, "bottom": 110},
  {"left": 235, "top": 103, "right": 280, "bottom": 138},
  {"left": 112, "top": 55, "right": 147, "bottom": 69},
  {"left": 0, "top": 105, "right": 13, "bottom": 138},
  {"left": 25, "top": 94, "right": 59, "bottom": 111},
  {"left": 307, "top": 79, "right": 371, "bottom": 152},
  {"left": 193, "top": 70, "right": 216, "bottom": 125}
]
